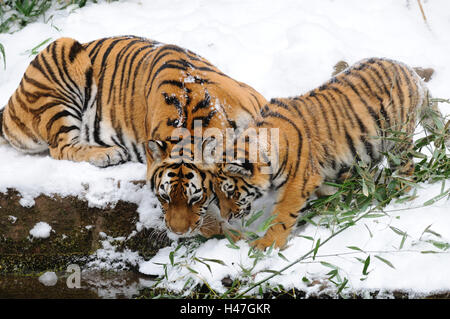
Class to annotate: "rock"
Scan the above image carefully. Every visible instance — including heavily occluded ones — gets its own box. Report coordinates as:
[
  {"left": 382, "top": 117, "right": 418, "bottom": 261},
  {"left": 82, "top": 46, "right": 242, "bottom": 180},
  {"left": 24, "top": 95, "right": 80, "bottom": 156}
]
[{"left": 0, "top": 188, "right": 169, "bottom": 274}]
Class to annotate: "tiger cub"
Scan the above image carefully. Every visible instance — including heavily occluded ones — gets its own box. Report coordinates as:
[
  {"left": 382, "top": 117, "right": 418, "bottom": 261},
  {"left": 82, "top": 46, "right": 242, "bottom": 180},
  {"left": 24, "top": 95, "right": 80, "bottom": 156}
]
[
  {"left": 0, "top": 36, "right": 267, "bottom": 238},
  {"left": 214, "top": 57, "right": 449, "bottom": 250}
]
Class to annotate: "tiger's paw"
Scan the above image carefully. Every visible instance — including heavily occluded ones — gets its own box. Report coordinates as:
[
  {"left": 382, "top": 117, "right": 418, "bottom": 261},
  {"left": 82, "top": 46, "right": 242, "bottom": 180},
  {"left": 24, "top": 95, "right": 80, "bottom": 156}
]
[
  {"left": 224, "top": 228, "right": 242, "bottom": 243},
  {"left": 199, "top": 219, "right": 224, "bottom": 238},
  {"left": 251, "top": 235, "right": 286, "bottom": 251},
  {"left": 89, "top": 146, "right": 128, "bottom": 167}
]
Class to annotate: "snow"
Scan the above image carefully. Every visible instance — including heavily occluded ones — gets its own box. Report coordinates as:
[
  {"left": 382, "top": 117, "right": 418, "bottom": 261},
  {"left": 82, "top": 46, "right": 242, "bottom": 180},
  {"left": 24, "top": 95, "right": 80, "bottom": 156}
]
[
  {"left": 38, "top": 271, "right": 58, "bottom": 287},
  {"left": 0, "top": 0, "right": 450, "bottom": 297},
  {"left": 29, "top": 222, "right": 53, "bottom": 239},
  {"left": 86, "top": 232, "right": 143, "bottom": 271},
  {"left": 140, "top": 182, "right": 450, "bottom": 296},
  {"left": 7, "top": 215, "right": 17, "bottom": 224}
]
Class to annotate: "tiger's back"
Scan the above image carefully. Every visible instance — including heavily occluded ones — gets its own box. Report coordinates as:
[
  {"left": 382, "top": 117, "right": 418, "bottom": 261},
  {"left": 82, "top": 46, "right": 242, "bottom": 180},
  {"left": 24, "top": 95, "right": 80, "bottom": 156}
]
[
  {"left": 268, "top": 57, "right": 431, "bottom": 185},
  {"left": 0, "top": 35, "right": 268, "bottom": 239},
  {"left": 0, "top": 36, "right": 266, "bottom": 167},
  {"left": 216, "top": 57, "right": 448, "bottom": 249},
  {"left": 1, "top": 38, "right": 98, "bottom": 155}
]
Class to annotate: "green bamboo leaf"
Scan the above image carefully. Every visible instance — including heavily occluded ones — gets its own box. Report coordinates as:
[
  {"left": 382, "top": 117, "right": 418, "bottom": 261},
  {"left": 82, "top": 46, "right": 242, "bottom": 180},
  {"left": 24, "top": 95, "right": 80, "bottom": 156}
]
[
  {"left": 423, "top": 188, "right": 450, "bottom": 206},
  {"left": 410, "top": 150, "right": 428, "bottom": 159},
  {"left": 326, "top": 269, "right": 338, "bottom": 279},
  {"left": 194, "top": 257, "right": 212, "bottom": 274},
  {"left": 313, "top": 238, "right": 321, "bottom": 260},
  {"left": 25, "top": 37, "right": 52, "bottom": 57},
  {"left": 375, "top": 255, "right": 395, "bottom": 269},
  {"left": 278, "top": 252, "right": 289, "bottom": 262},
  {"left": 389, "top": 226, "right": 406, "bottom": 237},
  {"left": 163, "top": 264, "right": 168, "bottom": 280},
  {"left": 362, "top": 180, "right": 369, "bottom": 197},
  {"left": 186, "top": 266, "right": 198, "bottom": 274},
  {"left": 362, "top": 213, "right": 387, "bottom": 219},
  {"left": 227, "top": 229, "right": 240, "bottom": 237},
  {"left": 362, "top": 255, "right": 370, "bottom": 275},
  {"left": 298, "top": 235, "right": 314, "bottom": 241},
  {"left": 320, "top": 261, "right": 338, "bottom": 269},
  {"left": 399, "top": 232, "right": 407, "bottom": 250},
  {"left": 364, "top": 224, "right": 373, "bottom": 238},
  {"left": 428, "top": 240, "right": 450, "bottom": 251},
  {"left": 182, "top": 277, "right": 194, "bottom": 290},
  {"left": 257, "top": 214, "right": 278, "bottom": 233},
  {"left": 245, "top": 210, "right": 264, "bottom": 227},
  {"left": 261, "top": 269, "right": 280, "bottom": 274},
  {"left": 421, "top": 224, "right": 442, "bottom": 238},
  {"left": 347, "top": 246, "right": 364, "bottom": 252},
  {"left": 244, "top": 231, "right": 259, "bottom": 241},
  {"left": 337, "top": 278, "right": 349, "bottom": 294},
  {"left": 200, "top": 257, "right": 226, "bottom": 266},
  {"left": 225, "top": 232, "right": 239, "bottom": 249},
  {"left": 266, "top": 241, "right": 275, "bottom": 255},
  {"left": 169, "top": 251, "right": 175, "bottom": 266},
  {"left": 0, "top": 42, "right": 5, "bottom": 69}
]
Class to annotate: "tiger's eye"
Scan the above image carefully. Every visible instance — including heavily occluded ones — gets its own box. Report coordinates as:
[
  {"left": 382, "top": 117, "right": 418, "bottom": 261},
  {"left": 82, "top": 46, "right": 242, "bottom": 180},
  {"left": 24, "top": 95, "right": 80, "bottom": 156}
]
[
  {"left": 185, "top": 172, "right": 194, "bottom": 179},
  {"left": 160, "top": 193, "right": 170, "bottom": 202}
]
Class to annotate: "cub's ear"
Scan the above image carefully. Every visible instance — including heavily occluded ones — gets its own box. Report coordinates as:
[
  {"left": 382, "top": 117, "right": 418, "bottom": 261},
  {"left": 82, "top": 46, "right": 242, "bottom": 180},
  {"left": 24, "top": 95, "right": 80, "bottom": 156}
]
[
  {"left": 223, "top": 161, "right": 253, "bottom": 177},
  {"left": 147, "top": 140, "right": 168, "bottom": 162}
]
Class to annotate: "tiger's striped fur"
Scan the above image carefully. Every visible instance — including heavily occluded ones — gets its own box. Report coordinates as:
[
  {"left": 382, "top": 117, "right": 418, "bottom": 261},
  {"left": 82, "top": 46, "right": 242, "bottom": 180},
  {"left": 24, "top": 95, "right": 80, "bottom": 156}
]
[
  {"left": 215, "top": 57, "right": 449, "bottom": 250},
  {"left": 0, "top": 35, "right": 267, "bottom": 238}
]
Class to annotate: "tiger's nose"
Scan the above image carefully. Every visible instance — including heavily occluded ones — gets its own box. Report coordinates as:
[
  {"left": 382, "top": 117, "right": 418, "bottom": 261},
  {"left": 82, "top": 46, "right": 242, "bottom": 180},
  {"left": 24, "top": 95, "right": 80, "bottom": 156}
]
[{"left": 166, "top": 217, "right": 190, "bottom": 235}]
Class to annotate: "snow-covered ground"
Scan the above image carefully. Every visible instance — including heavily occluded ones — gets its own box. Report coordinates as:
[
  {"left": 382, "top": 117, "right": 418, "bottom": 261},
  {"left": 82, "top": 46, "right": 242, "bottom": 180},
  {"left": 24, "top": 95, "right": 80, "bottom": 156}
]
[{"left": 0, "top": 0, "right": 449, "bottom": 297}]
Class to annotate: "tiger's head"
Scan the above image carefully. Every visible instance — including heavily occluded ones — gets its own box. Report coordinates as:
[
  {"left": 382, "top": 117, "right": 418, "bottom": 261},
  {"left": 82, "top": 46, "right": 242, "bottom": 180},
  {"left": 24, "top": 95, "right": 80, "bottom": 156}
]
[
  {"left": 214, "top": 161, "right": 270, "bottom": 222},
  {"left": 146, "top": 140, "right": 220, "bottom": 239},
  {"left": 213, "top": 127, "right": 276, "bottom": 222}
]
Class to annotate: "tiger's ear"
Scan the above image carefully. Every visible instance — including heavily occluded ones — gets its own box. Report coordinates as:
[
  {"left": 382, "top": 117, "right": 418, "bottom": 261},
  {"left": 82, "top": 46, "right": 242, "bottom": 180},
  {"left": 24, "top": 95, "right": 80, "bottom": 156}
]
[
  {"left": 223, "top": 161, "right": 253, "bottom": 177},
  {"left": 147, "top": 140, "right": 168, "bottom": 162}
]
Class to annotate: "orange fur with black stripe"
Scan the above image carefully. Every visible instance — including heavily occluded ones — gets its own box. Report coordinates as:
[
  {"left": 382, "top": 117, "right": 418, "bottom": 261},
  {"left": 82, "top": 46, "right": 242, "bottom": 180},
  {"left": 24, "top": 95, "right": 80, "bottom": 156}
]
[
  {"left": 0, "top": 35, "right": 267, "bottom": 238},
  {"left": 215, "top": 57, "right": 449, "bottom": 250}
]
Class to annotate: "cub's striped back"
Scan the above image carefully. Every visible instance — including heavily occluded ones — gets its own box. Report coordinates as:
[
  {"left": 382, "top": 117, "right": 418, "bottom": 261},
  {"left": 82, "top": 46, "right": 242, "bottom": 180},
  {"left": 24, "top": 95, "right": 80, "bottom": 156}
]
[{"left": 215, "top": 57, "right": 449, "bottom": 250}]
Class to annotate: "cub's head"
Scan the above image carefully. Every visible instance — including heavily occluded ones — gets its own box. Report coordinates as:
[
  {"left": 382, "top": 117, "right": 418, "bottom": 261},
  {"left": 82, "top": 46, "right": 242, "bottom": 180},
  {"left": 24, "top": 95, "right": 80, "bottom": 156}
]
[
  {"left": 213, "top": 127, "right": 275, "bottom": 222},
  {"left": 214, "top": 161, "right": 270, "bottom": 221},
  {"left": 146, "top": 140, "right": 218, "bottom": 238}
]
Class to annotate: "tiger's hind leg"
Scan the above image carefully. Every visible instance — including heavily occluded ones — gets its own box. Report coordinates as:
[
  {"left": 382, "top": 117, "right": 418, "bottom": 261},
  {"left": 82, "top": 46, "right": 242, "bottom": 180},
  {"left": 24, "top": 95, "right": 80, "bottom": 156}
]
[
  {"left": 45, "top": 104, "right": 128, "bottom": 167},
  {"left": 49, "top": 135, "right": 128, "bottom": 167},
  {"left": 50, "top": 144, "right": 128, "bottom": 167},
  {"left": 3, "top": 37, "right": 128, "bottom": 167}
]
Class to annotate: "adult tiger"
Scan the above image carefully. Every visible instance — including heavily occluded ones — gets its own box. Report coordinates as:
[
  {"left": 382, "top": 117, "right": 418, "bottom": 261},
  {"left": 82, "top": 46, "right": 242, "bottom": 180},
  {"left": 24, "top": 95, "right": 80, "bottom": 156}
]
[
  {"left": 0, "top": 36, "right": 267, "bottom": 237},
  {"left": 213, "top": 57, "right": 450, "bottom": 250}
]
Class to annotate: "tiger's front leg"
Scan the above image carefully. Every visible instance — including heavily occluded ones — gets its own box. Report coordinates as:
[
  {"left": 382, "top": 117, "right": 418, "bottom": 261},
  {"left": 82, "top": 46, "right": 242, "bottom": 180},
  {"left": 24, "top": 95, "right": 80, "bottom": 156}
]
[
  {"left": 251, "top": 174, "right": 323, "bottom": 250},
  {"left": 45, "top": 107, "right": 128, "bottom": 167},
  {"left": 199, "top": 213, "right": 242, "bottom": 242},
  {"left": 50, "top": 143, "right": 128, "bottom": 167}
]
